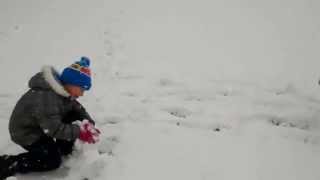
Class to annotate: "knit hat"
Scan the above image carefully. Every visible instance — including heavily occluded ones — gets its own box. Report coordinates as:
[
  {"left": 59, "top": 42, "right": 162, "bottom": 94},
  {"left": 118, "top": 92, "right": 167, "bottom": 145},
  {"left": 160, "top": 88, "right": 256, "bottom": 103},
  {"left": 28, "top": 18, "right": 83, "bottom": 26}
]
[{"left": 60, "top": 57, "right": 92, "bottom": 90}]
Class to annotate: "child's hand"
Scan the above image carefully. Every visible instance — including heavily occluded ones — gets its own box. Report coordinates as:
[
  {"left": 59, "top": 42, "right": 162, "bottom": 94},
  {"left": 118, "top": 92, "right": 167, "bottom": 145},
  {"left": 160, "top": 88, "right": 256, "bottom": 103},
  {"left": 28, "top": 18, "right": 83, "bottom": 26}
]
[{"left": 78, "top": 120, "right": 101, "bottom": 144}]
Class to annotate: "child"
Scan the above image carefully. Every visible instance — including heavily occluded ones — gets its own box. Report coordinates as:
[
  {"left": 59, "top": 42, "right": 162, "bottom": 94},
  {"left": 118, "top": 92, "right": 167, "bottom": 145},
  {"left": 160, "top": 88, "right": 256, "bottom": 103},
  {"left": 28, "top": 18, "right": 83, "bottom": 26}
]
[{"left": 0, "top": 57, "right": 100, "bottom": 179}]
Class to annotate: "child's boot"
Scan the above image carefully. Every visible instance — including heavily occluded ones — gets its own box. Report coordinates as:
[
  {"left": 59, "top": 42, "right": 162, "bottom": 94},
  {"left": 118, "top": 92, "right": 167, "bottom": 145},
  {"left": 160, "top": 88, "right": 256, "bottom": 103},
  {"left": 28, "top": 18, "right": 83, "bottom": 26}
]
[{"left": 0, "top": 155, "right": 17, "bottom": 179}]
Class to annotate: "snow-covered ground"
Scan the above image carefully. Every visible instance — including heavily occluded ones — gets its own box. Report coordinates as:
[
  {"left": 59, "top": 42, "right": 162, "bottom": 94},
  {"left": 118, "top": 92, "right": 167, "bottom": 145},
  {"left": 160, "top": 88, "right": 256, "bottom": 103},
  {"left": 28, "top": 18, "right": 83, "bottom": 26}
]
[{"left": 1, "top": 0, "right": 320, "bottom": 179}]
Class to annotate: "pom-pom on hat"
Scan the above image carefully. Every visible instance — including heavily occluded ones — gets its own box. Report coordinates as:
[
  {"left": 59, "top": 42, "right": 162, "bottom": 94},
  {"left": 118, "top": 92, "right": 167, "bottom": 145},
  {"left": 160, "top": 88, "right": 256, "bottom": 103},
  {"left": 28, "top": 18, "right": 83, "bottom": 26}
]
[{"left": 60, "top": 57, "right": 92, "bottom": 90}]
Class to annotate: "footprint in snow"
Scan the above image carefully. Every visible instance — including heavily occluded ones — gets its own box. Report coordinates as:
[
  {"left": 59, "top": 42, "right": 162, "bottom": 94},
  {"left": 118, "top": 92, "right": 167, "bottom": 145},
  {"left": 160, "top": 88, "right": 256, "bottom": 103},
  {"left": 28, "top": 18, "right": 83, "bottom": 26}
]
[
  {"left": 164, "top": 107, "right": 192, "bottom": 119},
  {"left": 269, "top": 117, "right": 310, "bottom": 130},
  {"left": 98, "top": 136, "right": 119, "bottom": 156},
  {"left": 100, "top": 116, "right": 125, "bottom": 125},
  {"left": 159, "top": 78, "right": 177, "bottom": 87}
]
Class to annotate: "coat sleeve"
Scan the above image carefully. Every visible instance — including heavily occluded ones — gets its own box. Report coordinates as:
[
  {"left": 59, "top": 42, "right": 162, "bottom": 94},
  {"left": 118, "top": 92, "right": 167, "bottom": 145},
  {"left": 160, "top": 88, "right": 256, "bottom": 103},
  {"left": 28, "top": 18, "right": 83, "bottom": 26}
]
[
  {"left": 34, "top": 92, "right": 80, "bottom": 141},
  {"left": 71, "top": 100, "right": 95, "bottom": 125}
]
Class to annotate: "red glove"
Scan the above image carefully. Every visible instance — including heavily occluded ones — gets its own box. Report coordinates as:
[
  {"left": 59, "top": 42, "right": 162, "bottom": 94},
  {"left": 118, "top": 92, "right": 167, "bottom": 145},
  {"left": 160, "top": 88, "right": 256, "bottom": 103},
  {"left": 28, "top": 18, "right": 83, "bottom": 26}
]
[{"left": 79, "top": 120, "right": 101, "bottom": 144}]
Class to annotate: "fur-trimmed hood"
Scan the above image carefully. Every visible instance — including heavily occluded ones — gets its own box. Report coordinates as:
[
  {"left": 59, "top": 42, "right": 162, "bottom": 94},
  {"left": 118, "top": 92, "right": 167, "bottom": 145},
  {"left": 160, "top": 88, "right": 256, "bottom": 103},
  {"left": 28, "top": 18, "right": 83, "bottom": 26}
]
[{"left": 28, "top": 66, "right": 70, "bottom": 97}]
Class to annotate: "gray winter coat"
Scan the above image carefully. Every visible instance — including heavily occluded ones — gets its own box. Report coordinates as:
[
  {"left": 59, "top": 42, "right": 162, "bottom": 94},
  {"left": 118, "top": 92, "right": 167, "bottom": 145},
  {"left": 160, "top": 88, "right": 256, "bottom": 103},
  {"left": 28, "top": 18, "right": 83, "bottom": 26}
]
[{"left": 9, "top": 66, "right": 93, "bottom": 146}]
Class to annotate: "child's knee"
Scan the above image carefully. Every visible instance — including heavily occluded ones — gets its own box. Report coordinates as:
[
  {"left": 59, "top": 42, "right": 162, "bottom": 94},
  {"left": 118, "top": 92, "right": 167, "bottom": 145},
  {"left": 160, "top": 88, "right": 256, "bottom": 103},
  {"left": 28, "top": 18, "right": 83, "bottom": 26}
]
[{"left": 45, "top": 154, "right": 62, "bottom": 170}]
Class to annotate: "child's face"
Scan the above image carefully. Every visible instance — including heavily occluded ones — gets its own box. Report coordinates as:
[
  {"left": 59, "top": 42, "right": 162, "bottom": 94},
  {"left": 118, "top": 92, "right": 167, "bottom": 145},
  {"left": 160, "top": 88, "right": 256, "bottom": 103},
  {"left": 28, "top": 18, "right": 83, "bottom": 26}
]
[{"left": 64, "top": 85, "right": 84, "bottom": 98}]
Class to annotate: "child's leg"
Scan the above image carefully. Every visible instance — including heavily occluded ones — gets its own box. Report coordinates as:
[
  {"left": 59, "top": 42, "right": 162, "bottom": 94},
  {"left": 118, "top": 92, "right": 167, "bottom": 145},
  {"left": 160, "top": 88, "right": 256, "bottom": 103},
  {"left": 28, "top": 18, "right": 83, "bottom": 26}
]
[
  {"left": 56, "top": 139, "right": 76, "bottom": 156},
  {"left": 0, "top": 136, "right": 62, "bottom": 179},
  {"left": 14, "top": 136, "right": 62, "bottom": 173}
]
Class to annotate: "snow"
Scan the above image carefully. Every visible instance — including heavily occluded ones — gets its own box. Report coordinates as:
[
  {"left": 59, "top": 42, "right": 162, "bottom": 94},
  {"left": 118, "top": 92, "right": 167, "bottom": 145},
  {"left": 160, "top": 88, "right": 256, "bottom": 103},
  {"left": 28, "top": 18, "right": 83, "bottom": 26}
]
[
  {"left": 43, "top": 129, "right": 49, "bottom": 134},
  {"left": 1, "top": 0, "right": 320, "bottom": 179}
]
